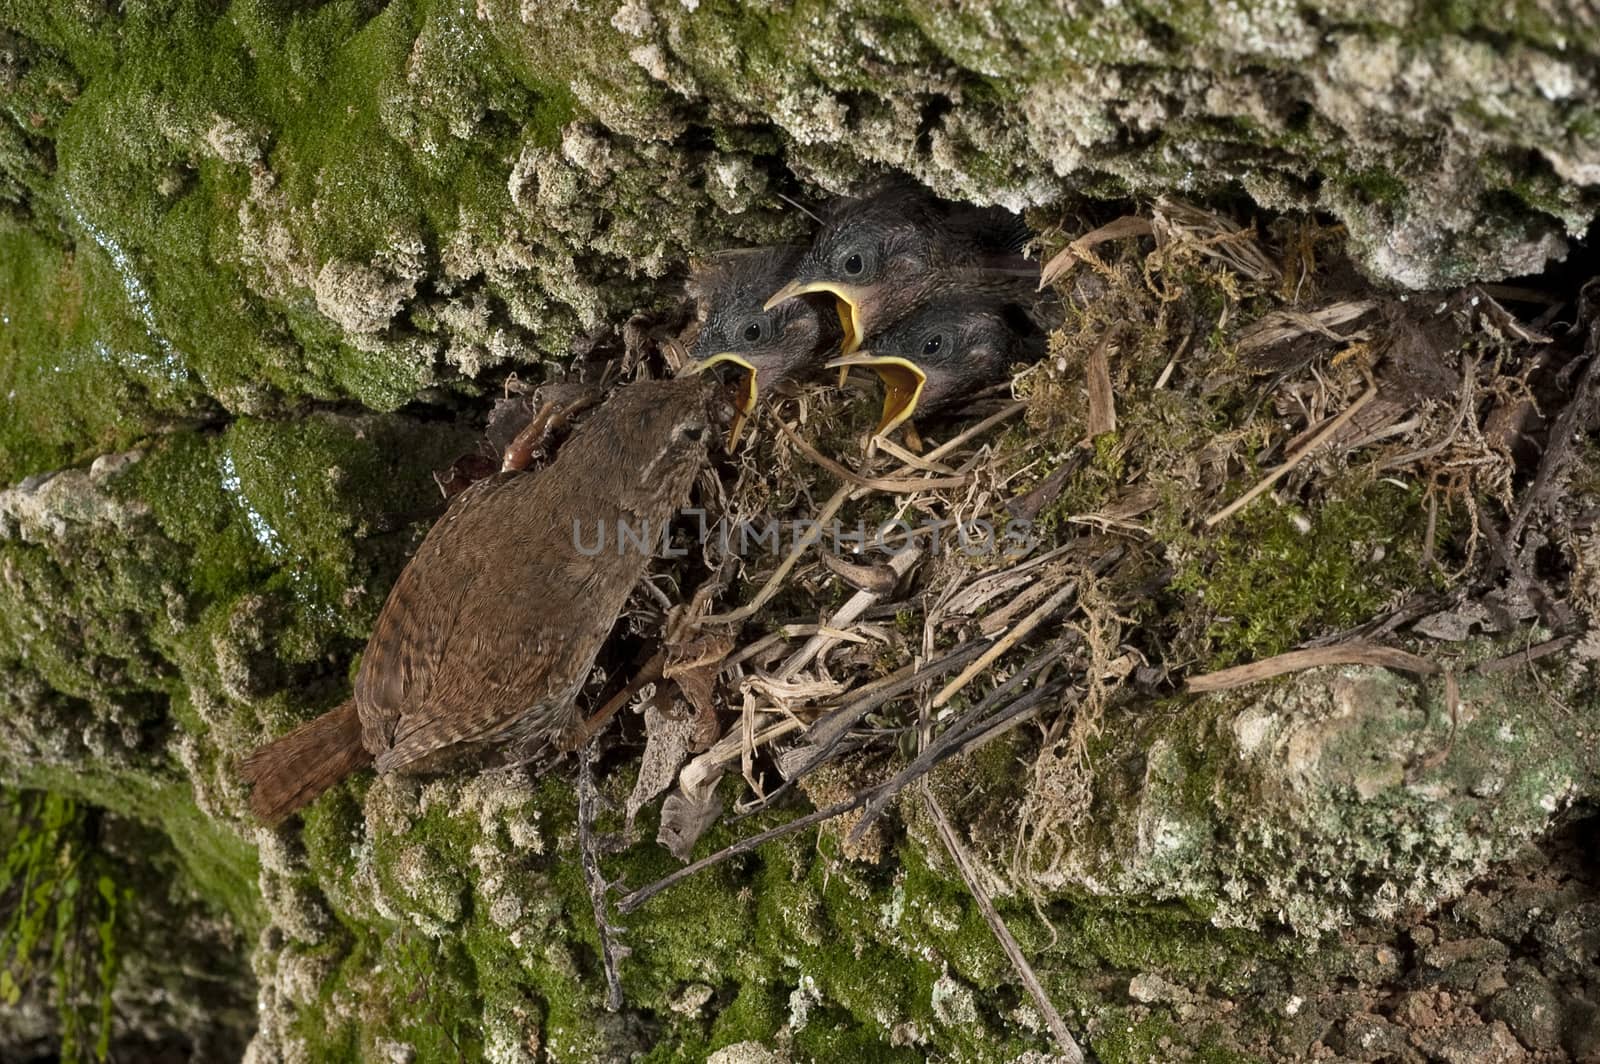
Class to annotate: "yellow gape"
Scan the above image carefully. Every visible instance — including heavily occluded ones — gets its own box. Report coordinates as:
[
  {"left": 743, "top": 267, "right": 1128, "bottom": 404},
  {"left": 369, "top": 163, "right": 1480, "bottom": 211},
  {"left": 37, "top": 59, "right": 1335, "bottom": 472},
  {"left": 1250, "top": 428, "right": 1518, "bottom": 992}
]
[{"left": 826, "top": 352, "right": 928, "bottom": 437}]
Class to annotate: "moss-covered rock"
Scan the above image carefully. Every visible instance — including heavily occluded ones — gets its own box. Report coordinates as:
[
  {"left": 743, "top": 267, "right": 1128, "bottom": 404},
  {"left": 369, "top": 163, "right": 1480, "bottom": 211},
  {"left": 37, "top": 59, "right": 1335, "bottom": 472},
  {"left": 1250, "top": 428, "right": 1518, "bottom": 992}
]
[
  {"left": 5, "top": 0, "right": 1600, "bottom": 477},
  {"left": 1025, "top": 654, "right": 1598, "bottom": 934}
]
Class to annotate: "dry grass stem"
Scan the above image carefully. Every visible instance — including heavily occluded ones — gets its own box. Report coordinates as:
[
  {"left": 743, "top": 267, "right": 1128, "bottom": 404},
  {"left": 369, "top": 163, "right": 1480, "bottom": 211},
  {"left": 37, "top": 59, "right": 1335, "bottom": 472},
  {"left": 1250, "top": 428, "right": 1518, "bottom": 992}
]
[
  {"left": 922, "top": 785, "right": 1085, "bottom": 1062},
  {"left": 1186, "top": 643, "right": 1441, "bottom": 693},
  {"left": 776, "top": 417, "right": 968, "bottom": 492},
  {"left": 872, "top": 434, "right": 959, "bottom": 473},
  {"left": 1039, "top": 215, "right": 1153, "bottom": 289},
  {"left": 933, "top": 580, "right": 1079, "bottom": 709},
  {"left": 776, "top": 547, "right": 921, "bottom": 679},
  {"left": 1236, "top": 301, "right": 1376, "bottom": 354},
  {"left": 1472, "top": 634, "right": 1578, "bottom": 674},
  {"left": 578, "top": 744, "right": 630, "bottom": 1010},
  {"left": 617, "top": 791, "right": 875, "bottom": 914},
  {"left": 698, "top": 483, "right": 850, "bottom": 626},
  {"left": 1205, "top": 382, "right": 1379, "bottom": 527}
]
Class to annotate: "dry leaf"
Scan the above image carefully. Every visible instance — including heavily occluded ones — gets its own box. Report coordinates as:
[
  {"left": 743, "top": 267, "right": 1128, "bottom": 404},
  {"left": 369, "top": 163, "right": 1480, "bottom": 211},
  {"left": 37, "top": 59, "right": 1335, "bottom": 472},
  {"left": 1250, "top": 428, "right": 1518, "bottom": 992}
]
[
  {"left": 658, "top": 780, "right": 724, "bottom": 861},
  {"left": 664, "top": 634, "right": 734, "bottom": 719},
  {"left": 625, "top": 695, "right": 697, "bottom": 833}
]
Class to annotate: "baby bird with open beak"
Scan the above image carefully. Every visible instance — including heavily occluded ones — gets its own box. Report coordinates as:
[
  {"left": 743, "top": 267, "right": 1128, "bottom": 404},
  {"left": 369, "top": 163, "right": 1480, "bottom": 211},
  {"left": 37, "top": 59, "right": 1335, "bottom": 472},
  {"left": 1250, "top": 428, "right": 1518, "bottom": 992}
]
[
  {"left": 829, "top": 294, "right": 1046, "bottom": 438},
  {"left": 764, "top": 184, "right": 1035, "bottom": 356},
  {"left": 683, "top": 246, "right": 847, "bottom": 446}
]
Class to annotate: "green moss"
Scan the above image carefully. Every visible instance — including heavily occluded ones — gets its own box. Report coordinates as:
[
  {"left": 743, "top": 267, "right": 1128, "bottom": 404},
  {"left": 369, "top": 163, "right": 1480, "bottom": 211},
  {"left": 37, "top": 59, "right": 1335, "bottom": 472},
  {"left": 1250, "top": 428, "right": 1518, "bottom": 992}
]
[
  {"left": 1092, "top": 1006, "right": 1180, "bottom": 1064},
  {"left": 1343, "top": 166, "right": 1409, "bottom": 208},
  {"left": 1169, "top": 479, "right": 1439, "bottom": 667},
  {"left": 0, "top": 763, "right": 261, "bottom": 934},
  {"left": 0, "top": 219, "right": 204, "bottom": 484},
  {"left": 706, "top": 982, "right": 785, "bottom": 1050}
]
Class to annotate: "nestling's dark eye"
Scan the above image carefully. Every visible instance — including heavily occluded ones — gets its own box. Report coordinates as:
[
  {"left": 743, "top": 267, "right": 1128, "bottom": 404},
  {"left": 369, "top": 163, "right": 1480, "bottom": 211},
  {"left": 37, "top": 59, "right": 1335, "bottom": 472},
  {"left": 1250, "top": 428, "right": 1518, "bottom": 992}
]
[
  {"left": 682, "top": 425, "right": 705, "bottom": 442},
  {"left": 844, "top": 253, "right": 864, "bottom": 275},
  {"left": 742, "top": 321, "right": 763, "bottom": 343},
  {"left": 922, "top": 333, "right": 944, "bottom": 356}
]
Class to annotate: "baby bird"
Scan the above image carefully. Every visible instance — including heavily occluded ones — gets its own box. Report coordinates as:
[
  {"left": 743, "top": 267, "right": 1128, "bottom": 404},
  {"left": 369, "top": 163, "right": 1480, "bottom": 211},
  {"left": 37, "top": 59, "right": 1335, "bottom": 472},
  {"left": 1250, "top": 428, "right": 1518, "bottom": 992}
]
[
  {"left": 240, "top": 375, "right": 728, "bottom": 825},
  {"left": 828, "top": 294, "right": 1046, "bottom": 437},
  {"left": 764, "top": 184, "right": 1035, "bottom": 355},
  {"left": 684, "top": 246, "right": 846, "bottom": 446}
]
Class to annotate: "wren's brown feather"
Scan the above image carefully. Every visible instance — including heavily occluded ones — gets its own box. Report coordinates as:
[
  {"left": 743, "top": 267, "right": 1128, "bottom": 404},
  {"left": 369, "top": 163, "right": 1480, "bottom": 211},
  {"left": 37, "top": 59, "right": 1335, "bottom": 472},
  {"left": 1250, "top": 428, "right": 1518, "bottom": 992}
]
[{"left": 241, "top": 375, "right": 725, "bottom": 824}]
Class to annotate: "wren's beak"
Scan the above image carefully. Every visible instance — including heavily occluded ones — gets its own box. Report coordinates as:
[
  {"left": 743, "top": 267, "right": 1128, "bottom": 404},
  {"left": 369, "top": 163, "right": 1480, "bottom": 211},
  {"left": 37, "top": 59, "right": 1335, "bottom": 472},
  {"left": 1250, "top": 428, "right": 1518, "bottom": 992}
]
[
  {"left": 826, "top": 352, "right": 928, "bottom": 437},
  {"left": 686, "top": 352, "right": 760, "bottom": 449},
  {"left": 764, "top": 281, "right": 876, "bottom": 381}
]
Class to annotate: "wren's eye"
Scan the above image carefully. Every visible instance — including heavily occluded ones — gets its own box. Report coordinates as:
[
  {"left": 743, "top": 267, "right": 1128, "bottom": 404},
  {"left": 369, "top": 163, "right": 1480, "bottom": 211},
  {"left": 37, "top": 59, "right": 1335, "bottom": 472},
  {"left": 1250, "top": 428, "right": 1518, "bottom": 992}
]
[
  {"left": 922, "top": 333, "right": 944, "bottom": 356},
  {"left": 738, "top": 315, "right": 771, "bottom": 346},
  {"left": 838, "top": 244, "right": 877, "bottom": 280},
  {"left": 681, "top": 424, "right": 705, "bottom": 443}
]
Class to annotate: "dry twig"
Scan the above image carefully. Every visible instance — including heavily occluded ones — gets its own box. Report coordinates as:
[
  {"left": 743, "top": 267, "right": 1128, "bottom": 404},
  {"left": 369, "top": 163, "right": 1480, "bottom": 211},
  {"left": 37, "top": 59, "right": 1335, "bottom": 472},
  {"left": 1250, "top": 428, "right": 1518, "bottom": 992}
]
[
  {"left": 922, "top": 786, "right": 1084, "bottom": 1063},
  {"left": 776, "top": 547, "right": 921, "bottom": 679},
  {"left": 775, "top": 417, "right": 967, "bottom": 492},
  {"left": 698, "top": 483, "right": 850, "bottom": 626},
  {"left": 578, "top": 744, "right": 630, "bottom": 1010},
  {"left": 933, "top": 581, "right": 1079, "bottom": 710},
  {"left": 850, "top": 654, "right": 1071, "bottom": 841},
  {"left": 616, "top": 792, "right": 875, "bottom": 913},
  {"left": 1039, "top": 215, "right": 1153, "bottom": 289},
  {"left": 1471, "top": 634, "right": 1578, "bottom": 674},
  {"left": 1186, "top": 643, "right": 1440, "bottom": 693},
  {"left": 1205, "top": 382, "right": 1379, "bottom": 527}
]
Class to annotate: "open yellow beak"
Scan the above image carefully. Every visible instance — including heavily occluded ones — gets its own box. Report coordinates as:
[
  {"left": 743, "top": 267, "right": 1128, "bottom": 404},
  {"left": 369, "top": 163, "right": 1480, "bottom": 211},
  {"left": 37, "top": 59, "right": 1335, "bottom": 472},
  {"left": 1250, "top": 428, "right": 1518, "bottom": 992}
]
[
  {"left": 686, "top": 352, "right": 759, "bottom": 449},
  {"left": 764, "top": 280, "right": 872, "bottom": 383},
  {"left": 825, "top": 352, "right": 928, "bottom": 437}
]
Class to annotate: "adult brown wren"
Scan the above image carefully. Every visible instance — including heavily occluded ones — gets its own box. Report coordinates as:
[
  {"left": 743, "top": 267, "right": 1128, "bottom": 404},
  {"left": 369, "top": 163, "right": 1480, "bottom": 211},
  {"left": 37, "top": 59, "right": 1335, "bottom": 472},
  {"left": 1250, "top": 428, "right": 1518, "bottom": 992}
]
[
  {"left": 240, "top": 375, "right": 729, "bottom": 825},
  {"left": 682, "top": 245, "right": 846, "bottom": 446}
]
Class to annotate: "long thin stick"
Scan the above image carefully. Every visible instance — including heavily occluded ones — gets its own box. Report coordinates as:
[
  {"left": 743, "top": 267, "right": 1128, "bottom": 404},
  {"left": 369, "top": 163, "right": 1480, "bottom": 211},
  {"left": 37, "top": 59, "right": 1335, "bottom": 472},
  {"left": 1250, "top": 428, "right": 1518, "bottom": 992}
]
[
  {"left": 736, "top": 641, "right": 995, "bottom": 821},
  {"left": 570, "top": 651, "right": 664, "bottom": 748},
  {"left": 1470, "top": 633, "right": 1576, "bottom": 675},
  {"left": 850, "top": 401, "right": 1029, "bottom": 502},
  {"left": 872, "top": 434, "right": 958, "bottom": 473},
  {"left": 922, "top": 786, "right": 1084, "bottom": 1062},
  {"left": 1205, "top": 383, "right": 1378, "bottom": 528},
  {"left": 578, "top": 745, "right": 629, "bottom": 1010},
  {"left": 775, "top": 417, "right": 968, "bottom": 492},
  {"left": 932, "top": 582, "right": 1077, "bottom": 709},
  {"left": 699, "top": 483, "right": 850, "bottom": 626},
  {"left": 1508, "top": 320, "right": 1600, "bottom": 545},
  {"left": 849, "top": 674, "right": 1067, "bottom": 842},
  {"left": 775, "top": 547, "right": 920, "bottom": 680},
  {"left": 1186, "top": 643, "right": 1439, "bottom": 693},
  {"left": 779, "top": 639, "right": 994, "bottom": 783},
  {"left": 923, "top": 401, "right": 1028, "bottom": 463}
]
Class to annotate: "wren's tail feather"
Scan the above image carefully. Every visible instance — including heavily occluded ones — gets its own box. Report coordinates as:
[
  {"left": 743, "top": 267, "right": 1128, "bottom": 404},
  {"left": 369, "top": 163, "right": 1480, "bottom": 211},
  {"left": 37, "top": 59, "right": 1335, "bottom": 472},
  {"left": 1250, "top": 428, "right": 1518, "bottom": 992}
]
[{"left": 240, "top": 700, "right": 372, "bottom": 825}]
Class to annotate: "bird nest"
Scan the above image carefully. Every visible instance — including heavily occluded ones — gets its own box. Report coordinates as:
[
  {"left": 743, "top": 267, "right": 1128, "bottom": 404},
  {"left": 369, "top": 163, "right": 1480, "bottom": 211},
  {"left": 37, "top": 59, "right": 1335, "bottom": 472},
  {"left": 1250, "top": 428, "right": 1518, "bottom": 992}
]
[{"left": 594, "top": 196, "right": 1589, "bottom": 890}]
